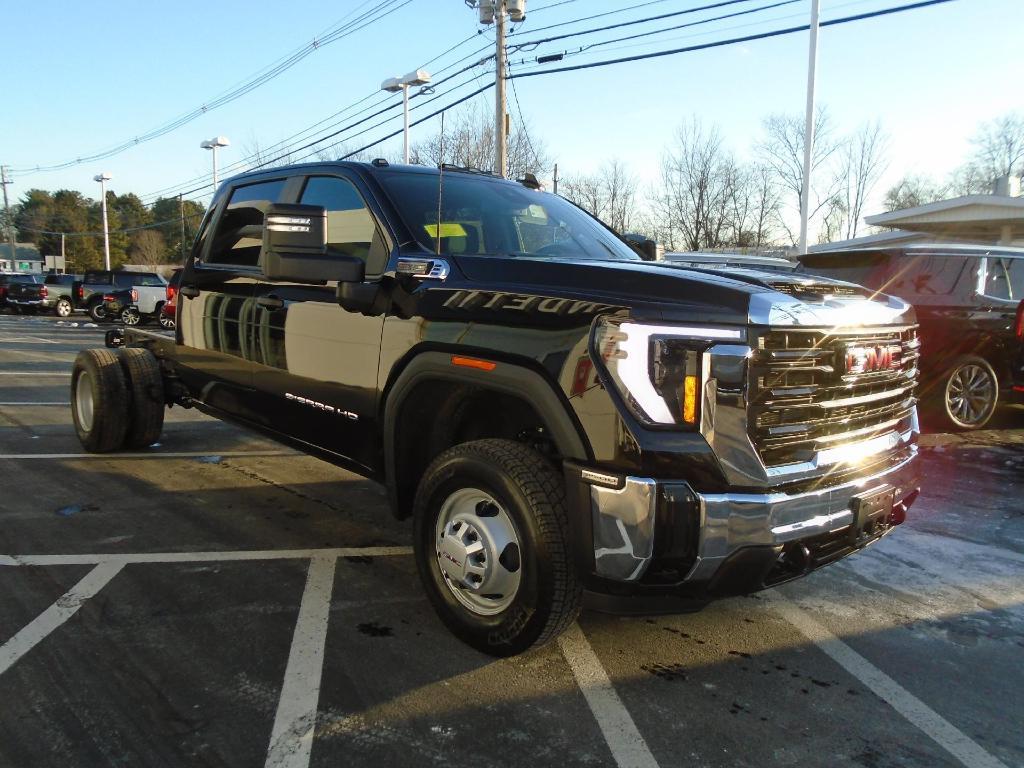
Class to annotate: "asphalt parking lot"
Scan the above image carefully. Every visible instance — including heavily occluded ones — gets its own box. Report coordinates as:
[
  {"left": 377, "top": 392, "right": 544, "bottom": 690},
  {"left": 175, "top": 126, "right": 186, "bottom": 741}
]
[{"left": 1, "top": 311, "right": 1022, "bottom": 768}]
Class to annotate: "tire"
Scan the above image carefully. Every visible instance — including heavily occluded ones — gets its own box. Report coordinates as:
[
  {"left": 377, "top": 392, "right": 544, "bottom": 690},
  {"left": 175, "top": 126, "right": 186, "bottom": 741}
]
[
  {"left": 158, "top": 312, "right": 175, "bottom": 330},
  {"left": 940, "top": 355, "right": 999, "bottom": 430},
  {"left": 121, "top": 307, "right": 142, "bottom": 326},
  {"left": 55, "top": 298, "right": 73, "bottom": 318},
  {"left": 88, "top": 301, "right": 107, "bottom": 322},
  {"left": 118, "top": 347, "right": 165, "bottom": 448},
  {"left": 71, "top": 349, "right": 129, "bottom": 452},
  {"left": 413, "top": 438, "right": 581, "bottom": 656}
]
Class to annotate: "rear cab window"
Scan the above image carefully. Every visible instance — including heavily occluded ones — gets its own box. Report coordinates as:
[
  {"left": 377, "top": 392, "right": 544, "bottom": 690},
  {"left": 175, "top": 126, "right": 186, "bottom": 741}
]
[{"left": 798, "top": 253, "right": 891, "bottom": 290}]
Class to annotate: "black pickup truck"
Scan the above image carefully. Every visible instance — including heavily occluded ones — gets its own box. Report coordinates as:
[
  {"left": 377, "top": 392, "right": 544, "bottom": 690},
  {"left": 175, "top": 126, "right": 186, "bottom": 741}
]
[
  {"left": 7, "top": 273, "right": 80, "bottom": 316},
  {"left": 70, "top": 161, "right": 921, "bottom": 655}
]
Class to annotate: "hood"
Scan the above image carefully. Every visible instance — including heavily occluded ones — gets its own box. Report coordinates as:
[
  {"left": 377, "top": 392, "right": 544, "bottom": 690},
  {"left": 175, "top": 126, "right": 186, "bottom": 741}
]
[{"left": 451, "top": 255, "right": 915, "bottom": 328}]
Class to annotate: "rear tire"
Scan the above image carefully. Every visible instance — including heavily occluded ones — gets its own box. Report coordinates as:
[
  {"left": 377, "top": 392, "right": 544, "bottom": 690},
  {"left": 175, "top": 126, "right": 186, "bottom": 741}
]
[
  {"left": 88, "top": 301, "right": 107, "bottom": 322},
  {"left": 413, "top": 438, "right": 581, "bottom": 656},
  {"left": 121, "top": 307, "right": 141, "bottom": 326},
  {"left": 119, "top": 348, "right": 165, "bottom": 448},
  {"left": 71, "top": 349, "right": 129, "bottom": 452},
  {"left": 55, "top": 298, "right": 73, "bottom": 318}
]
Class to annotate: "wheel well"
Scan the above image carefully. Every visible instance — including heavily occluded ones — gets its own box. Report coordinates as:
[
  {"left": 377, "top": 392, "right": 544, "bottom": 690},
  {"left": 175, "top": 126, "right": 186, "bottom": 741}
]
[{"left": 390, "top": 381, "right": 561, "bottom": 520}]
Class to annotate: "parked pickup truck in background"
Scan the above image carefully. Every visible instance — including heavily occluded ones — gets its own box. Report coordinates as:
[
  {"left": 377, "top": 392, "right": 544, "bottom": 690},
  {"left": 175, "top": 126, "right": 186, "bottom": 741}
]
[
  {"left": 102, "top": 280, "right": 173, "bottom": 326},
  {"left": 7, "top": 273, "right": 81, "bottom": 317},
  {"left": 0, "top": 274, "right": 42, "bottom": 312},
  {"left": 72, "top": 160, "right": 922, "bottom": 656},
  {"left": 73, "top": 270, "right": 167, "bottom": 321}
]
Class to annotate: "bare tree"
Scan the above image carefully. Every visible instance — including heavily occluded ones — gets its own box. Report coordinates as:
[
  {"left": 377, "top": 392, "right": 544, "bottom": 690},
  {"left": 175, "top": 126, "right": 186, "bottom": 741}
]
[
  {"left": 649, "top": 118, "right": 736, "bottom": 251},
  {"left": 969, "top": 112, "right": 1024, "bottom": 182},
  {"left": 129, "top": 230, "right": 167, "bottom": 265},
  {"left": 411, "top": 104, "right": 550, "bottom": 178},
  {"left": 756, "top": 108, "right": 843, "bottom": 244},
  {"left": 883, "top": 174, "right": 945, "bottom": 211},
  {"left": 836, "top": 120, "right": 889, "bottom": 239},
  {"left": 559, "top": 159, "right": 638, "bottom": 233}
]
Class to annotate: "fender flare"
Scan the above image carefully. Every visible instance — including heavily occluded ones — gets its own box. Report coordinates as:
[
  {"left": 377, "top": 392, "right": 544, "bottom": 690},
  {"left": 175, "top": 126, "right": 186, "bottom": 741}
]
[{"left": 382, "top": 350, "right": 591, "bottom": 517}]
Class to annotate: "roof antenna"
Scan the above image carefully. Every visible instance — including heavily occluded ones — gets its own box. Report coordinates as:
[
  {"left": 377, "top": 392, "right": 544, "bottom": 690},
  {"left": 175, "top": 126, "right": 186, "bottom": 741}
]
[{"left": 436, "top": 110, "right": 445, "bottom": 256}]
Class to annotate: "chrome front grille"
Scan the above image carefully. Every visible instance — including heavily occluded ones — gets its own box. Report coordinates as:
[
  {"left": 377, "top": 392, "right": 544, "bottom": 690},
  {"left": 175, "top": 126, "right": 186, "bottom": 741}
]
[{"left": 749, "top": 327, "right": 919, "bottom": 469}]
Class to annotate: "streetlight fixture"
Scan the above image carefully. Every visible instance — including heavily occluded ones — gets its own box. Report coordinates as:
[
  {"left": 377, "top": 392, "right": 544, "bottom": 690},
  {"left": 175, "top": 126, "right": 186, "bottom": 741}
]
[
  {"left": 380, "top": 70, "right": 431, "bottom": 164},
  {"left": 200, "top": 136, "right": 231, "bottom": 194},
  {"left": 93, "top": 172, "right": 112, "bottom": 270}
]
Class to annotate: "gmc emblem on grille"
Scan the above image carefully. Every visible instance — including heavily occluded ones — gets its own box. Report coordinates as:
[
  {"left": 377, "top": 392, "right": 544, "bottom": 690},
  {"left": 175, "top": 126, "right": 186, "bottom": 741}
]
[{"left": 841, "top": 343, "right": 902, "bottom": 375}]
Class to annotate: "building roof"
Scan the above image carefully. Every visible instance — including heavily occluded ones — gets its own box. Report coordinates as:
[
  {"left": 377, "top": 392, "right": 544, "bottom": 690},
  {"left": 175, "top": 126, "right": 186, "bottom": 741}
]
[
  {"left": 864, "top": 194, "right": 1024, "bottom": 242},
  {"left": 807, "top": 229, "right": 931, "bottom": 252},
  {"left": 0, "top": 242, "right": 41, "bottom": 261}
]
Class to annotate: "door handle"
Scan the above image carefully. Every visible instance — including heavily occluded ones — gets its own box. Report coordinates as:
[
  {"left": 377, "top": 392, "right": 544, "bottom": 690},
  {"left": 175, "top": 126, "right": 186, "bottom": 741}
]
[
  {"left": 179, "top": 284, "right": 199, "bottom": 299},
  {"left": 256, "top": 295, "right": 284, "bottom": 310}
]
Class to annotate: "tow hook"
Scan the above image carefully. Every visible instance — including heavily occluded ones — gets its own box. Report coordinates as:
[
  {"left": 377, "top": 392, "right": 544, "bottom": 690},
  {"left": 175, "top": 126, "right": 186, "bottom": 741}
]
[
  {"left": 890, "top": 488, "right": 920, "bottom": 526},
  {"left": 104, "top": 328, "right": 125, "bottom": 348}
]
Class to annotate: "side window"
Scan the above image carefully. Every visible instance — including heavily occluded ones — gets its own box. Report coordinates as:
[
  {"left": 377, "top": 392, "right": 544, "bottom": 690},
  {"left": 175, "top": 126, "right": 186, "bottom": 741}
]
[
  {"left": 206, "top": 179, "right": 287, "bottom": 267},
  {"left": 137, "top": 274, "right": 166, "bottom": 287},
  {"left": 983, "top": 258, "right": 1024, "bottom": 301},
  {"left": 114, "top": 273, "right": 135, "bottom": 288},
  {"left": 888, "top": 256, "right": 967, "bottom": 298},
  {"left": 299, "top": 176, "right": 389, "bottom": 274}
]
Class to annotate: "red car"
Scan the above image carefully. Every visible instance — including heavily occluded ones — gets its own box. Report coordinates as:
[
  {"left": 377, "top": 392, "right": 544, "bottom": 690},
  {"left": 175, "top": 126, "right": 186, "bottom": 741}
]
[{"left": 159, "top": 268, "right": 182, "bottom": 330}]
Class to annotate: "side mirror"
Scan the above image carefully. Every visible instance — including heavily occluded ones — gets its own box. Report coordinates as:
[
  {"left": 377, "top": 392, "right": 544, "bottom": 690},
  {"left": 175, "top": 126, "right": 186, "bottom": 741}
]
[
  {"left": 261, "top": 203, "right": 365, "bottom": 284},
  {"left": 622, "top": 232, "right": 663, "bottom": 262}
]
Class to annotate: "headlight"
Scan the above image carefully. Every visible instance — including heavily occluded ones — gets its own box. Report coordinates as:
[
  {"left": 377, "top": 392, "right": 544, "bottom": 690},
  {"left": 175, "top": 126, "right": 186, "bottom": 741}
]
[{"left": 593, "top": 317, "right": 743, "bottom": 427}]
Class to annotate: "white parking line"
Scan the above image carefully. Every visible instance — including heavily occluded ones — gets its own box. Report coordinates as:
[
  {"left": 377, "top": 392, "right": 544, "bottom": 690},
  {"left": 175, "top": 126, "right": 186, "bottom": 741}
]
[
  {"left": 0, "top": 546, "right": 413, "bottom": 567},
  {"left": 774, "top": 597, "right": 1009, "bottom": 768},
  {"left": 0, "top": 372, "right": 71, "bottom": 376},
  {"left": 558, "top": 623, "right": 660, "bottom": 768},
  {"left": 0, "top": 450, "right": 298, "bottom": 460},
  {"left": 0, "top": 561, "right": 125, "bottom": 676},
  {"left": 0, "top": 402, "right": 68, "bottom": 406},
  {"left": 265, "top": 556, "right": 337, "bottom": 768},
  {"left": 0, "top": 337, "right": 59, "bottom": 344}
]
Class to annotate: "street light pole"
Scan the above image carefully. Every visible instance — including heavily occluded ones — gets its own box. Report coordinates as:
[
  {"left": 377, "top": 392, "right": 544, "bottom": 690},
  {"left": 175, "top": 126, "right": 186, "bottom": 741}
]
[
  {"left": 798, "top": 0, "right": 820, "bottom": 256},
  {"left": 200, "top": 137, "right": 231, "bottom": 195},
  {"left": 1, "top": 166, "right": 17, "bottom": 270},
  {"left": 93, "top": 173, "right": 112, "bottom": 271},
  {"left": 381, "top": 71, "right": 432, "bottom": 164}
]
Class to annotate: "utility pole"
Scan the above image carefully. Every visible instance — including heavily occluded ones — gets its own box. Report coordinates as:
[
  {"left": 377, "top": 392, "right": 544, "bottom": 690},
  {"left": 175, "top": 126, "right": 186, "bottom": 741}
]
[
  {"left": 179, "top": 194, "right": 187, "bottom": 262},
  {"left": 797, "top": 0, "right": 820, "bottom": 256},
  {"left": 1, "top": 166, "right": 17, "bottom": 270},
  {"left": 553, "top": 163, "right": 559, "bottom": 195},
  {"left": 494, "top": 1, "right": 508, "bottom": 178}
]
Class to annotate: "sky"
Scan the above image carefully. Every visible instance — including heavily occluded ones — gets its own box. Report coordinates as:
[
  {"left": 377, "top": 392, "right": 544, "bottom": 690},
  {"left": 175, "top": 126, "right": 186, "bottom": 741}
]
[{"left": 2, "top": 0, "right": 1022, "bottom": 235}]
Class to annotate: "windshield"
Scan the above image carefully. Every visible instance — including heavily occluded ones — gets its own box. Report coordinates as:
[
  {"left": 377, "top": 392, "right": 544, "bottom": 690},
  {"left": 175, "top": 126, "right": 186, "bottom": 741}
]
[{"left": 377, "top": 171, "right": 640, "bottom": 262}]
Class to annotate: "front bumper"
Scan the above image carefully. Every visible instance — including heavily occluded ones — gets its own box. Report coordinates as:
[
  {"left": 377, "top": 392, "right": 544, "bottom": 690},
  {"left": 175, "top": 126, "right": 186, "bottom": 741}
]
[{"left": 570, "top": 448, "right": 920, "bottom": 602}]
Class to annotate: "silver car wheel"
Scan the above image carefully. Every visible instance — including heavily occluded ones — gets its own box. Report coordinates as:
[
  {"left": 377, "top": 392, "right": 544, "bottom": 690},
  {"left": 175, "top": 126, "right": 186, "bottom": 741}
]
[
  {"left": 75, "top": 371, "right": 94, "bottom": 432},
  {"left": 434, "top": 488, "right": 522, "bottom": 616},
  {"left": 122, "top": 307, "right": 141, "bottom": 326},
  {"left": 945, "top": 363, "right": 996, "bottom": 428},
  {"left": 56, "top": 299, "right": 73, "bottom": 317}
]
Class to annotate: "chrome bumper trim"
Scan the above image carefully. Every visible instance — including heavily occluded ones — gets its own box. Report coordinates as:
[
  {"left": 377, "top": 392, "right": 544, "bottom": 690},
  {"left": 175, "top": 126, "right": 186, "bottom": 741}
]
[
  {"left": 685, "top": 448, "right": 919, "bottom": 582},
  {"left": 590, "top": 476, "right": 657, "bottom": 582}
]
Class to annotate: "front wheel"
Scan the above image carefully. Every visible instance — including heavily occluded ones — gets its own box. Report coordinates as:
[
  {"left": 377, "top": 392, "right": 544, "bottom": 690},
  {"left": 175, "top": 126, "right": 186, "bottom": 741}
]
[
  {"left": 413, "top": 439, "right": 581, "bottom": 656},
  {"left": 88, "top": 301, "right": 107, "bottom": 322},
  {"left": 941, "top": 355, "right": 999, "bottom": 430}
]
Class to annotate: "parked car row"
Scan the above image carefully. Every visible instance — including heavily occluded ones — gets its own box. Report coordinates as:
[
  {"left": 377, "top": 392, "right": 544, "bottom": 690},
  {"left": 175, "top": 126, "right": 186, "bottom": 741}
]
[{"left": 0, "top": 269, "right": 179, "bottom": 330}]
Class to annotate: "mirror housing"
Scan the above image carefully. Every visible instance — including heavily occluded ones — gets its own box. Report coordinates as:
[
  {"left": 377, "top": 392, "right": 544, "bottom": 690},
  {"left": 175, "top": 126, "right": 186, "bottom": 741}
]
[
  {"left": 622, "top": 232, "right": 663, "bottom": 262},
  {"left": 261, "top": 203, "right": 365, "bottom": 283}
]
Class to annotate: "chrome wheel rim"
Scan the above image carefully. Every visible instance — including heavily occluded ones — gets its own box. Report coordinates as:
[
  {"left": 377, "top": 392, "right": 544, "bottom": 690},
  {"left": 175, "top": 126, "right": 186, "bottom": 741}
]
[
  {"left": 434, "top": 488, "right": 522, "bottom": 616},
  {"left": 122, "top": 308, "right": 140, "bottom": 326},
  {"left": 56, "top": 300, "right": 72, "bottom": 317},
  {"left": 75, "top": 371, "right": 94, "bottom": 432},
  {"left": 159, "top": 315, "right": 175, "bottom": 330},
  {"left": 946, "top": 364, "right": 995, "bottom": 427}
]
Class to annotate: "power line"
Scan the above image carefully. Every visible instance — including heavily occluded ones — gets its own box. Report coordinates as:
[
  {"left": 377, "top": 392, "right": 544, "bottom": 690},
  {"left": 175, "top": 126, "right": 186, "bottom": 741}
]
[
  {"left": 9, "top": 0, "right": 415, "bottom": 175},
  {"left": 19, "top": 211, "right": 205, "bottom": 239},
  {"left": 136, "top": 37, "right": 497, "bottom": 204},
  {"left": 508, "top": 0, "right": 771, "bottom": 52},
  {"left": 507, "top": 0, "right": 679, "bottom": 37},
  {"left": 509, "top": 0, "right": 958, "bottom": 79}
]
